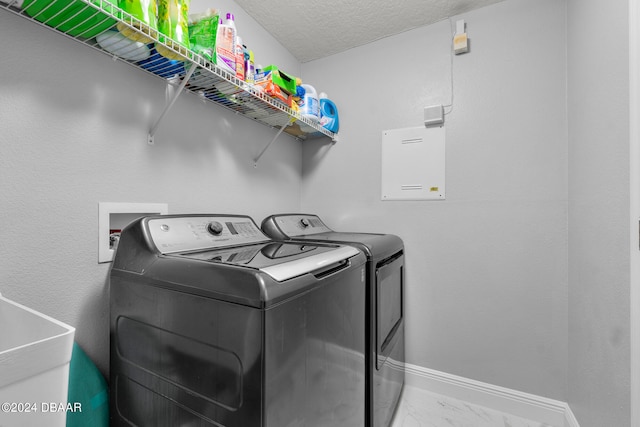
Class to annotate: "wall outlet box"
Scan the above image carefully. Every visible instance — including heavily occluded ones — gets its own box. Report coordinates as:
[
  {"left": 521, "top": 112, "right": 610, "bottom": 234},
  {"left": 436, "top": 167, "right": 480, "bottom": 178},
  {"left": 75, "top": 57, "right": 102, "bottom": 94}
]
[
  {"left": 454, "top": 19, "right": 469, "bottom": 55},
  {"left": 424, "top": 105, "right": 444, "bottom": 127},
  {"left": 454, "top": 33, "right": 469, "bottom": 54},
  {"left": 98, "top": 202, "right": 168, "bottom": 263}
]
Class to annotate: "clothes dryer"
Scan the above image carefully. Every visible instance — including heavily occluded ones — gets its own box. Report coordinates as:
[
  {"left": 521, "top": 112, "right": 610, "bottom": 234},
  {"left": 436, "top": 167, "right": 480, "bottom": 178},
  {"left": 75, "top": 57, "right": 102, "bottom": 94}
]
[
  {"left": 261, "top": 214, "right": 405, "bottom": 427},
  {"left": 110, "top": 214, "right": 367, "bottom": 427}
]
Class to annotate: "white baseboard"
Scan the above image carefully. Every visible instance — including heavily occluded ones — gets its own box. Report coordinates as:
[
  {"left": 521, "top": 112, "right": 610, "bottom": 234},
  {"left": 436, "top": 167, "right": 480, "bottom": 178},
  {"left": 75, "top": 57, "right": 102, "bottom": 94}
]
[
  {"left": 563, "top": 405, "right": 580, "bottom": 427},
  {"left": 397, "top": 362, "right": 579, "bottom": 427}
]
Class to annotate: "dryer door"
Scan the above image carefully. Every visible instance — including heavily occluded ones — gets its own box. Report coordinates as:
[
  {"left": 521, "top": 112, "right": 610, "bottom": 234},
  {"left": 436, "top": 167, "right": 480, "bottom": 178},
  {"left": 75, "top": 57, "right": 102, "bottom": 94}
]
[{"left": 376, "top": 252, "right": 404, "bottom": 369}]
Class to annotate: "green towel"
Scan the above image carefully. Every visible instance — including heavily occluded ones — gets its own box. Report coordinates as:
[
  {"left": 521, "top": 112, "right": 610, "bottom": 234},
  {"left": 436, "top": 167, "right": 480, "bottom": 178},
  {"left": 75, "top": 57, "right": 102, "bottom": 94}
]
[{"left": 66, "top": 342, "right": 109, "bottom": 427}]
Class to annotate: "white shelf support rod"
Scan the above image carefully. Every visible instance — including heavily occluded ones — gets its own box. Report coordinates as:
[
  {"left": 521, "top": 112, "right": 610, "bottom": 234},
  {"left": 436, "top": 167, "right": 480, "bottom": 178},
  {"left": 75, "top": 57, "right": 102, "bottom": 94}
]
[
  {"left": 148, "top": 63, "right": 198, "bottom": 145},
  {"left": 253, "top": 118, "right": 294, "bottom": 167}
]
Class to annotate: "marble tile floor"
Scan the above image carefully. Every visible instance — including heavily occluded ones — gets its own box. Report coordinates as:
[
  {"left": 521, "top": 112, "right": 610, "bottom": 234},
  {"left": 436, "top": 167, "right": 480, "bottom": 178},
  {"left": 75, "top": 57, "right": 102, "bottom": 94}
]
[{"left": 390, "top": 385, "right": 557, "bottom": 427}]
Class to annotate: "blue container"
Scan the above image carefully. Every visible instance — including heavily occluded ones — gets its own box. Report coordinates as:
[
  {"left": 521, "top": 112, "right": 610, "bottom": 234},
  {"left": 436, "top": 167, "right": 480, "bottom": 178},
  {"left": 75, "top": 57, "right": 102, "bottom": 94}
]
[
  {"left": 319, "top": 98, "right": 339, "bottom": 133},
  {"left": 137, "top": 47, "right": 184, "bottom": 78}
]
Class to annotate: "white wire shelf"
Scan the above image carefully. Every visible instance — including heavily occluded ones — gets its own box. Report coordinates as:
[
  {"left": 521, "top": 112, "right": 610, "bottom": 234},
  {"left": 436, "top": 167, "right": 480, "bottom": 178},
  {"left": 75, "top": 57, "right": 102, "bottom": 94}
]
[{"left": 0, "top": 0, "right": 338, "bottom": 145}]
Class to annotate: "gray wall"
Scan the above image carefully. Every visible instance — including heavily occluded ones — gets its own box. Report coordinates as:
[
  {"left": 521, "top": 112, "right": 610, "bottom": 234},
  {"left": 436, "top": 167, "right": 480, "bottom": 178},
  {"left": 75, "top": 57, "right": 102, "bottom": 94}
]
[
  {"left": 0, "top": 1, "right": 302, "bottom": 374},
  {"left": 567, "top": 0, "right": 631, "bottom": 425},
  {"left": 300, "top": 0, "right": 568, "bottom": 401}
]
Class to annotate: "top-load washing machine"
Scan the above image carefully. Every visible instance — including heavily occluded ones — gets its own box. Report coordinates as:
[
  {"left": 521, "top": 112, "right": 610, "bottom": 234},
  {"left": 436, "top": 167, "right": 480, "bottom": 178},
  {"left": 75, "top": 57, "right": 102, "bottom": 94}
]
[
  {"left": 261, "top": 214, "right": 405, "bottom": 427},
  {"left": 109, "top": 214, "right": 367, "bottom": 427}
]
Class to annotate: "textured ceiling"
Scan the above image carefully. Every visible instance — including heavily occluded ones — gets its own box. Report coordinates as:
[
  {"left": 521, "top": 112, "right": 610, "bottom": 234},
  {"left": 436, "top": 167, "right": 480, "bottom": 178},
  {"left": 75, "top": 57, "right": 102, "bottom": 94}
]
[{"left": 233, "top": 0, "right": 507, "bottom": 63}]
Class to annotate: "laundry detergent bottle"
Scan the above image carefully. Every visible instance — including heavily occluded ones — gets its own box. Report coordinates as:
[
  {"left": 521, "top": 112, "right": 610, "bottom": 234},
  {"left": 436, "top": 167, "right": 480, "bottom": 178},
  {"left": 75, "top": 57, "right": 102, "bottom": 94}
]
[
  {"left": 299, "top": 84, "right": 319, "bottom": 123},
  {"left": 319, "top": 92, "right": 339, "bottom": 133},
  {"left": 215, "top": 13, "right": 237, "bottom": 74}
]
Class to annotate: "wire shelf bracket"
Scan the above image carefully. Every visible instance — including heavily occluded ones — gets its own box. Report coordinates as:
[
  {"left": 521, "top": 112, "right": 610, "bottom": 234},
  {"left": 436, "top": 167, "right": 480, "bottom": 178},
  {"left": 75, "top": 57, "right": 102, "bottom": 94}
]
[
  {"left": 148, "top": 64, "right": 198, "bottom": 145},
  {"left": 253, "top": 117, "right": 296, "bottom": 167}
]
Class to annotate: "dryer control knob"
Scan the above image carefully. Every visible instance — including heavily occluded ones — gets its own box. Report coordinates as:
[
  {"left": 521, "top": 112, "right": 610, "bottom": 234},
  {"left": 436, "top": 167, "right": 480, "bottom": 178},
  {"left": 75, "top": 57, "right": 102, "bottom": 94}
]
[
  {"left": 207, "top": 221, "right": 224, "bottom": 236},
  {"left": 300, "top": 218, "right": 310, "bottom": 228}
]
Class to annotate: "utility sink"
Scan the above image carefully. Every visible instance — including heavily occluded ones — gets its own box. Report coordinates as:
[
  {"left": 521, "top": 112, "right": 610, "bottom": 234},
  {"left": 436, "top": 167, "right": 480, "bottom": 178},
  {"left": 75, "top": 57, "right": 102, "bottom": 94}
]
[{"left": 0, "top": 294, "right": 75, "bottom": 427}]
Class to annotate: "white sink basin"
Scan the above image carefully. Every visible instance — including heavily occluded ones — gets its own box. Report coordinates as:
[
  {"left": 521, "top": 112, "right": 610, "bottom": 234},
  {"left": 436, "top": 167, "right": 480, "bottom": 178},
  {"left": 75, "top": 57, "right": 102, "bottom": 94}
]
[{"left": 0, "top": 294, "right": 75, "bottom": 427}]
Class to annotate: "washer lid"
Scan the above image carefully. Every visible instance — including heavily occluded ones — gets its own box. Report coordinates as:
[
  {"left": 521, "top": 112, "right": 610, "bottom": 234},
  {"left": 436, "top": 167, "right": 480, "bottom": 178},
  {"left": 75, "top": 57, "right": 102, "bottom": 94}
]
[{"left": 171, "top": 242, "right": 360, "bottom": 282}]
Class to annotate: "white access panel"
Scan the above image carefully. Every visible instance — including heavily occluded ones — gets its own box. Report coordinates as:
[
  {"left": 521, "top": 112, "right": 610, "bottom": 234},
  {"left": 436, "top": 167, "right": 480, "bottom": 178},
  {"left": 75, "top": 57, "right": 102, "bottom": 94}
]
[{"left": 381, "top": 126, "right": 445, "bottom": 201}]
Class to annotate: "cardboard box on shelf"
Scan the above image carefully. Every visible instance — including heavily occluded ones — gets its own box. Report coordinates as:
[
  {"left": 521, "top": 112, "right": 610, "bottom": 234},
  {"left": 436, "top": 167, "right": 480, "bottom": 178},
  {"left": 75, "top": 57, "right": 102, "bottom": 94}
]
[{"left": 254, "top": 65, "right": 297, "bottom": 95}]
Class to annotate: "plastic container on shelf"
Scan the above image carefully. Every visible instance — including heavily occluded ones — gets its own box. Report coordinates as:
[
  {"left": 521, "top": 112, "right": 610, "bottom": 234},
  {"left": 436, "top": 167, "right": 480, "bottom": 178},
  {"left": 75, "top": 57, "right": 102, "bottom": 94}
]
[
  {"left": 156, "top": 0, "right": 191, "bottom": 60},
  {"left": 117, "top": 0, "right": 158, "bottom": 43},
  {"left": 215, "top": 13, "right": 236, "bottom": 74},
  {"left": 188, "top": 8, "right": 218, "bottom": 62},
  {"left": 235, "top": 35, "right": 245, "bottom": 80},
  {"left": 0, "top": 294, "right": 75, "bottom": 427},
  {"left": 137, "top": 46, "right": 184, "bottom": 78},
  {"left": 319, "top": 92, "right": 339, "bottom": 133},
  {"left": 96, "top": 29, "right": 151, "bottom": 61},
  {"left": 246, "top": 49, "right": 255, "bottom": 84},
  {"left": 22, "top": 0, "right": 117, "bottom": 38},
  {"left": 299, "top": 83, "right": 319, "bottom": 122}
]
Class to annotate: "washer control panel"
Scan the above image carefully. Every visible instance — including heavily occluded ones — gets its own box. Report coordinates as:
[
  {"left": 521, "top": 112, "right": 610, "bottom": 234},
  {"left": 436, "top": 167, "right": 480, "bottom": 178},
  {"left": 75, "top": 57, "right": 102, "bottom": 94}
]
[
  {"left": 265, "top": 214, "right": 332, "bottom": 238},
  {"left": 147, "top": 216, "right": 268, "bottom": 254}
]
